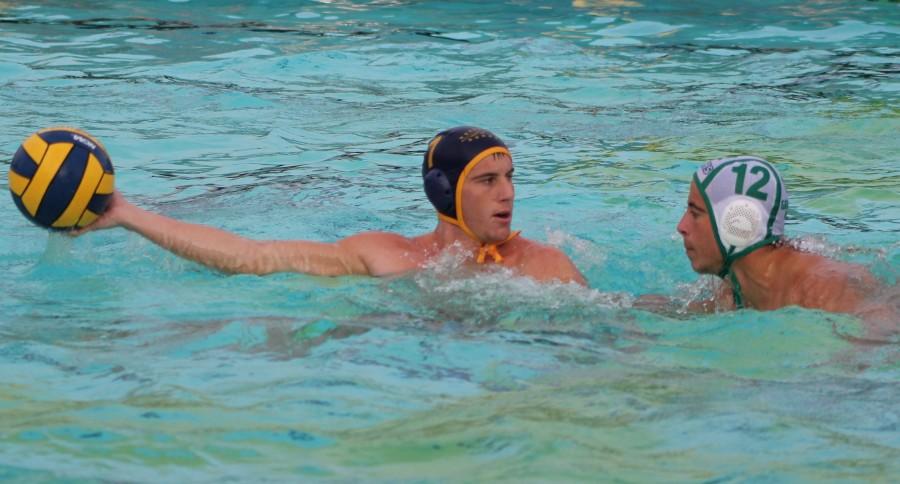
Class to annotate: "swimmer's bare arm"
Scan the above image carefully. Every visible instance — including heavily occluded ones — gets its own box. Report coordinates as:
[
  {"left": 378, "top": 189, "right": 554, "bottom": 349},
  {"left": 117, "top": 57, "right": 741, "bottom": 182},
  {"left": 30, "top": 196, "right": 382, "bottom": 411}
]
[
  {"left": 694, "top": 282, "right": 736, "bottom": 312},
  {"left": 79, "top": 191, "right": 398, "bottom": 276},
  {"left": 634, "top": 279, "right": 735, "bottom": 314}
]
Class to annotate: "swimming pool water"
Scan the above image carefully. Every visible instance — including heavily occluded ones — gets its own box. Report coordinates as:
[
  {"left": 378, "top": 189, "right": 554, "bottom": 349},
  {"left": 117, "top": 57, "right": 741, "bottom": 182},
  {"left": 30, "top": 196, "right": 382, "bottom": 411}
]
[{"left": 1, "top": 0, "right": 898, "bottom": 481}]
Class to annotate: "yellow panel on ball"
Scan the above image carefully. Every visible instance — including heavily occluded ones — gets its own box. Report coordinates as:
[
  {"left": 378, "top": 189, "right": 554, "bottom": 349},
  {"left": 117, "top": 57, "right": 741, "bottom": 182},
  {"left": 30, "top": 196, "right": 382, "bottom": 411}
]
[
  {"left": 21, "top": 142, "right": 73, "bottom": 217},
  {"left": 97, "top": 172, "right": 115, "bottom": 195},
  {"left": 7, "top": 170, "right": 30, "bottom": 196},
  {"left": 77, "top": 210, "right": 99, "bottom": 228},
  {"left": 52, "top": 153, "right": 105, "bottom": 228},
  {"left": 22, "top": 133, "right": 49, "bottom": 164}
]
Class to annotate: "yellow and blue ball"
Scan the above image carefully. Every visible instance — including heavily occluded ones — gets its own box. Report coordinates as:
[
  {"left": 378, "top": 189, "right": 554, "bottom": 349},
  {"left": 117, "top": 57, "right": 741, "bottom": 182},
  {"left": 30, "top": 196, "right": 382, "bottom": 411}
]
[{"left": 8, "top": 127, "right": 115, "bottom": 230}]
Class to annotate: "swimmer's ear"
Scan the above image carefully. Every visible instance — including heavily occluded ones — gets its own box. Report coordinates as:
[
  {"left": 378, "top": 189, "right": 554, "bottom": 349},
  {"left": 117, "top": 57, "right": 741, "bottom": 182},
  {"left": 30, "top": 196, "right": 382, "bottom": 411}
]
[{"left": 424, "top": 169, "right": 454, "bottom": 214}]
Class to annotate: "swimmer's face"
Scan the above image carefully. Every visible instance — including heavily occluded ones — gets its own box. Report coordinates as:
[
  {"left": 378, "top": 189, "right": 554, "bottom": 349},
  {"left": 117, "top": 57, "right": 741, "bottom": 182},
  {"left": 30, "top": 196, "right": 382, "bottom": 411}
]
[
  {"left": 460, "top": 153, "right": 514, "bottom": 244},
  {"left": 677, "top": 181, "right": 724, "bottom": 274}
]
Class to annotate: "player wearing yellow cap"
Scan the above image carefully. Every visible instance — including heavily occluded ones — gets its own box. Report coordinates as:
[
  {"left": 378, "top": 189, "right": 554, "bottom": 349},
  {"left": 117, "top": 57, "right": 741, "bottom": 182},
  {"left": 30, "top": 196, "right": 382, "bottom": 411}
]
[{"left": 81, "top": 126, "right": 586, "bottom": 285}]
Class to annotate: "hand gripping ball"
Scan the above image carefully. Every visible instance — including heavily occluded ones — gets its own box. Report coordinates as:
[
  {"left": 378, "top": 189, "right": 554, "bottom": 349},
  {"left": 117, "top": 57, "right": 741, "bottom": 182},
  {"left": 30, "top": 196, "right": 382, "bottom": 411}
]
[{"left": 8, "top": 127, "right": 115, "bottom": 230}]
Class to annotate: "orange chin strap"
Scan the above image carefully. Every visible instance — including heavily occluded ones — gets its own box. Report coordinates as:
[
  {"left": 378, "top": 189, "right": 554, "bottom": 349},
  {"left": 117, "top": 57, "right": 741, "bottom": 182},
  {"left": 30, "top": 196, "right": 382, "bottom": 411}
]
[
  {"left": 477, "top": 231, "right": 521, "bottom": 263},
  {"left": 438, "top": 213, "right": 520, "bottom": 264}
]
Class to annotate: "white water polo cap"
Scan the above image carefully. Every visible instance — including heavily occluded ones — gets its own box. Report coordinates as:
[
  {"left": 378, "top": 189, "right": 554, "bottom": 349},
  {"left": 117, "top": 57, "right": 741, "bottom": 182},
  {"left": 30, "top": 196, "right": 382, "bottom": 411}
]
[{"left": 693, "top": 156, "right": 789, "bottom": 274}]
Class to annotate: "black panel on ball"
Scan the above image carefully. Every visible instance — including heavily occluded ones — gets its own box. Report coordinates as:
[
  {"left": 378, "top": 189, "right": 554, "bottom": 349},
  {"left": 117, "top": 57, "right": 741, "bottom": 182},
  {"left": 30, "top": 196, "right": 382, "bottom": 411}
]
[
  {"left": 10, "top": 146, "right": 39, "bottom": 178},
  {"left": 36, "top": 146, "right": 89, "bottom": 228}
]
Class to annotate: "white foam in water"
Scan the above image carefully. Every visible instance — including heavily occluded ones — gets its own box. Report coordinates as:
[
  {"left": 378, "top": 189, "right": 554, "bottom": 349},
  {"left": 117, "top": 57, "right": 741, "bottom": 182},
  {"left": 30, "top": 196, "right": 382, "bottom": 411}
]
[
  {"left": 594, "top": 20, "right": 691, "bottom": 37},
  {"left": 700, "top": 20, "right": 900, "bottom": 43},
  {"left": 439, "top": 32, "right": 483, "bottom": 41},
  {"left": 72, "top": 31, "right": 133, "bottom": 42},
  {"left": 788, "top": 235, "right": 845, "bottom": 259},
  {"left": 126, "top": 37, "right": 169, "bottom": 45},
  {"left": 545, "top": 228, "right": 608, "bottom": 268},
  {"left": 674, "top": 276, "right": 724, "bottom": 314},
  {"left": 702, "top": 48, "right": 751, "bottom": 57},
  {"left": 43, "top": 14, "right": 71, "bottom": 20},
  {"left": 238, "top": 37, "right": 273, "bottom": 44},
  {"left": 591, "top": 17, "right": 617, "bottom": 24},
  {"left": 296, "top": 12, "right": 321, "bottom": 19},
  {"left": 203, "top": 48, "right": 274, "bottom": 60},
  {"left": 412, "top": 241, "right": 631, "bottom": 319},
  {"left": 589, "top": 37, "right": 642, "bottom": 47}
]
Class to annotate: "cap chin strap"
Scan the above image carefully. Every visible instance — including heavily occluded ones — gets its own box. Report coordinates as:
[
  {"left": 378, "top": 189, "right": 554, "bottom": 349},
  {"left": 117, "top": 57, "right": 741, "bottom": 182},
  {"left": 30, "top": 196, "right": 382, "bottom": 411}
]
[
  {"left": 438, "top": 213, "right": 519, "bottom": 263},
  {"left": 477, "top": 231, "right": 521, "bottom": 263},
  {"left": 717, "top": 236, "right": 779, "bottom": 309}
]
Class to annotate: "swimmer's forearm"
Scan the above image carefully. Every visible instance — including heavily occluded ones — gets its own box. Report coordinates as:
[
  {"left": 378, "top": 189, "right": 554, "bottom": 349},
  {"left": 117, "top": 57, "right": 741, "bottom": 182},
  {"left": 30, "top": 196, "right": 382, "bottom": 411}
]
[
  {"left": 686, "top": 298, "right": 717, "bottom": 313},
  {"left": 117, "top": 204, "right": 367, "bottom": 276},
  {"left": 634, "top": 294, "right": 679, "bottom": 313},
  {"left": 633, "top": 294, "right": 717, "bottom": 315}
]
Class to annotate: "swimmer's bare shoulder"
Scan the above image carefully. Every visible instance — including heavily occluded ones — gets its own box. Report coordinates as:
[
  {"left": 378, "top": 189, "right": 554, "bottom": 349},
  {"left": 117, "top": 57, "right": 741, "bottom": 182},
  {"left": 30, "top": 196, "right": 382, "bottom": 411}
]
[
  {"left": 510, "top": 237, "right": 587, "bottom": 286},
  {"left": 785, "top": 253, "right": 877, "bottom": 312},
  {"left": 791, "top": 255, "right": 898, "bottom": 339},
  {"left": 336, "top": 231, "right": 431, "bottom": 277}
]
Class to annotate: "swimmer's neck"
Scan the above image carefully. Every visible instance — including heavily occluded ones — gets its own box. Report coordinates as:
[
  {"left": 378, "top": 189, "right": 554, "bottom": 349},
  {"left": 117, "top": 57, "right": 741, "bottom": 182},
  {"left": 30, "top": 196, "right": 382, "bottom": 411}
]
[
  {"left": 729, "top": 244, "right": 795, "bottom": 310},
  {"left": 429, "top": 220, "right": 506, "bottom": 253}
]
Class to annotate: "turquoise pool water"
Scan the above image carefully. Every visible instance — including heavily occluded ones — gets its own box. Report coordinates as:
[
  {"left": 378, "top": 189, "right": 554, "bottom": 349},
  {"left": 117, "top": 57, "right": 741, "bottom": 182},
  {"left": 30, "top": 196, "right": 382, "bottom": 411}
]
[{"left": 1, "top": 0, "right": 898, "bottom": 481}]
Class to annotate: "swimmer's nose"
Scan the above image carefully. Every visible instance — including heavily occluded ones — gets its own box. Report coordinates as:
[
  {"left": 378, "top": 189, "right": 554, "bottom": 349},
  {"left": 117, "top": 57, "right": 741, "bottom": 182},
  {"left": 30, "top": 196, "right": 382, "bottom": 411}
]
[
  {"left": 676, "top": 212, "right": 689, "bottom": 236},
  {"left": 498, "top": 176, "right": 514, "bottom": 201}
]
